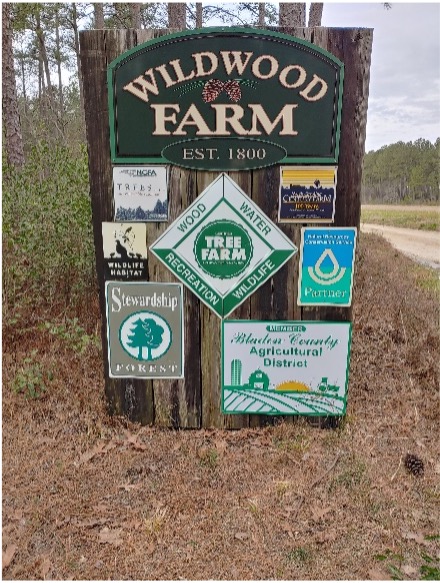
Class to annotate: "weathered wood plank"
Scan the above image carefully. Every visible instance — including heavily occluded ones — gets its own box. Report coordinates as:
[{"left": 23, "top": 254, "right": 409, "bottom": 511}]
[
  {"left": 224, "top": 171, "right": 252, "bottom": 429},
  {"left": 197, "top": 171, "right": 223, "bottom": 428},
  {"left": 80, "top": 29, "right": 155, "bottom": 425},
  {"left": 148, "top": 165, "right": 184, "bottom": 427}
]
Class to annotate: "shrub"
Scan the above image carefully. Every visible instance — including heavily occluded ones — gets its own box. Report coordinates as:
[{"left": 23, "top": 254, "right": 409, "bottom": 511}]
[{"left": 2, "top": 142, "right": 96, "bottom": 317}]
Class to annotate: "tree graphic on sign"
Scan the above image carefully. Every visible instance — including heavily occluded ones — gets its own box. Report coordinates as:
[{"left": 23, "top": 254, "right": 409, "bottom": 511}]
[{"left": 126, "top": 317, "right": 164, "bottom": 360}]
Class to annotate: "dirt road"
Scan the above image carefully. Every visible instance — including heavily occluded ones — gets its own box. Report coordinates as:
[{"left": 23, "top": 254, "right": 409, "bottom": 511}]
[{"left": 360, "top": 223, "right": 440, "bottom": 270}]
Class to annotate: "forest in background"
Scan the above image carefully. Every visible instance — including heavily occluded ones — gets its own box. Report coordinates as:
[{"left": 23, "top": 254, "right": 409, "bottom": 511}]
[{"left": 362, "top": 139, "right": 440, "bottom": 203}]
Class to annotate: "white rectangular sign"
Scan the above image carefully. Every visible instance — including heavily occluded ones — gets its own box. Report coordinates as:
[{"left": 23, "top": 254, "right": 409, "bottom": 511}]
[
  {"left": 113, "top": 165, "right": 168, "bottom": 221},
  {"left": 222, "top": 320, "right": 352, "bottom": 416}
]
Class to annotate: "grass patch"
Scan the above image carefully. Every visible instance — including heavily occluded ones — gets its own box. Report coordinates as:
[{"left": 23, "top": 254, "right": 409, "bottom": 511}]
[
  {"left": 410, "top": 264, "right": 440, "bottom": 297},
  {"left": 361, "top": 207, "right": 440, "bottom": 231}
]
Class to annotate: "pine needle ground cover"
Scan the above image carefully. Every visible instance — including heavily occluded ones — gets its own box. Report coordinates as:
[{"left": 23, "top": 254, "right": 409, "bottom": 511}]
[{"left": 2, "top": 234, "right": 440, "bottom": 580}]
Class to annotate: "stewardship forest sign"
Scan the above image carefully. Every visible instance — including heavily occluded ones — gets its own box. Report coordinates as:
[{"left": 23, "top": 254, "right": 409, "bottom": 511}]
[
  {"left": 108, "top": 27, "right": 344, "bottom": 170},
  {"left": 105, "top": 282, "right": 184, "bottom": 379}
]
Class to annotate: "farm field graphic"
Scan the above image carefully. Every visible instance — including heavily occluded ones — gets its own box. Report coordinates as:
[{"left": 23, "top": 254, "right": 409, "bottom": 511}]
[{"left": 222, "top": 321, "right": 351, "bottom": 416}]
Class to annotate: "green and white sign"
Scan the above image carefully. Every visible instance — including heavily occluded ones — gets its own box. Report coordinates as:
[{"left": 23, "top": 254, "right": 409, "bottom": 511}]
[
  {"left": 105, "top": 282, "right": 184, "bottom": 378},
  {"left": 298, "top": 227, "right": 357, "bottom": 306},
  {"left": 150, "top": 173, "right": 297, "bottom": 318},
  {"left": 108, "top": 27, "right": 344, "bottom": 170},
  {"left": 222, "top": 320, "right": 352, "bottom": 416}
]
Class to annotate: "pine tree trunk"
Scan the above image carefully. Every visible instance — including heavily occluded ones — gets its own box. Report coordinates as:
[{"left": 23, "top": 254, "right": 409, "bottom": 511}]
[
  {"left": 259, "top": 3, "right": 265, "bottom": 26},
  {"left": 130, "top": 3, "right": 141, "bottom": 28},
  {"left": 2, "top": 3, "right": 25, "bottom": 167},
  {"left": 279, "top": 3, "right": 306, "bottom": 26},
  {"left": 19, "top": 55, "right": 28, "bottom": 115},
  {"left": 36, "top": 26, "right": 53, "bottom": 99},
  {"left": 55, "top": 6, "right": 64, "bottom": 121},
  {"left": 196, "top": 3, "right": 203, "bottom": 28},
  {"left": 168, "top": 3, "right": 186, "bottom": 28},
  {"left": 72, "top": 3, "right": 85, "bottom": 116},
  {"left": 308, "top": 3, "right": 324, "bottom": 26},
  {"left": 94, "top": 3, "right": 105, "bottom": 28}
]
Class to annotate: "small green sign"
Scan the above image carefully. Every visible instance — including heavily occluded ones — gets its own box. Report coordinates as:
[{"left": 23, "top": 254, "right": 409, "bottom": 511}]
[
  {"left": 298, "top": 227, "right": 357, "bottom": 306},
  {"left": 108, "top": 27, "right": 344, "bottom": 170},
  {"left": 105, "top": 282, "right": 184, "bottom": 378},
  {"left": 149, "top": 173, "right": 297, "bottom": 318}
]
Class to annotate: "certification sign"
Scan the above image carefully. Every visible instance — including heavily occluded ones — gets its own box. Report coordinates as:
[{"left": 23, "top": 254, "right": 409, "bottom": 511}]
[
  {"left": 105, "top": 282, "right": 184, "bottom": 378},
  {"left": 113, "top": 165, "right": 168, "bottom": 221},
  {"left": 150, "top": 173, "right": 297, "bottom": 318},
  {"left": 102, "top": 222, "right": 148, "bottom": 280},
  {"left": 222, "top": 320, "right": 352, "bottom": 416},
  {"left": 298, "top": 227, "right": 357, "bottom": 306},
  {"left": 279, "top": 166, "right": 337, "bottom": 223}
]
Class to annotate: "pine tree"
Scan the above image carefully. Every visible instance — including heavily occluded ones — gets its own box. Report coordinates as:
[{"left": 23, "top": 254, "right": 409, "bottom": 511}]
[{"left": 126, "top": 318, "right": 164, "bottom": 360}]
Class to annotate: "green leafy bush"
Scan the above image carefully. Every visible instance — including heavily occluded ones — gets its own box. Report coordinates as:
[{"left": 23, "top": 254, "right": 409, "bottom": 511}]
[
  {"left": 13, "top": 349, "right": 53, "bottom": 399},
  {"left": 41, "top": 316, "right": 100, "bottom": 353},
  {"left": 2, "top": 142, "right": 95, "bottom": 316}
]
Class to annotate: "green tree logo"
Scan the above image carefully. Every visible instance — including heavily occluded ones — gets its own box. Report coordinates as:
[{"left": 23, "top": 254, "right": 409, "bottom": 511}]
[
  {"left": 126, "top": 317, "right": 164, "bottom": 360},
  {"left": 119, "top": 312, "right": 172, "bottom": 361}
]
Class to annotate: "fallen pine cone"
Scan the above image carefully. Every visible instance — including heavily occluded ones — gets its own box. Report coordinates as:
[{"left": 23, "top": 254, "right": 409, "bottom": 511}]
[{"left": 404, "top": 453, "right": 424, "bottom": 477}]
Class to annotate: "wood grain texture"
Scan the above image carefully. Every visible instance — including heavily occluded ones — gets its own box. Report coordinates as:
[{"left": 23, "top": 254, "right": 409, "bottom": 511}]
[{"left": 80, "top": 26, "right": 372, "bottom": 428}]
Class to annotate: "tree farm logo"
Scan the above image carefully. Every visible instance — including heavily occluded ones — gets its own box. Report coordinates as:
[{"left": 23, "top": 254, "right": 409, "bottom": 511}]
[
  {"left": 150, "top": 173, "right": 297, "bottom": 318},
  {"left": 193, "top": 220, "right": 253, "bottom": 279}
]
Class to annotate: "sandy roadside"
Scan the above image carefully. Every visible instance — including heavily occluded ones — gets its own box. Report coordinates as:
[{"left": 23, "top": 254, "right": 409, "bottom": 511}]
[{"left": 360, "top": 223, "right": 440, "bottom": 270}]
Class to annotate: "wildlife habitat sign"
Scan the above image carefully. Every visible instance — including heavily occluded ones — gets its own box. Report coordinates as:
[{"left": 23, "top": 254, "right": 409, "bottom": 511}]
[
  {"left": 222, "top": 320, "right": 352, "bottom": 416},
  {"left": 150, "top": 173, "right": 297, "bottom": 318},
  {"left": 102, "top": 222, "right": 148, "bottom": 280},
  {"left": 108, "top": 27, "right": 344, "bottom": 170},
  {"left": 105, "top": 282, "right": 184, "bottom": 379}
]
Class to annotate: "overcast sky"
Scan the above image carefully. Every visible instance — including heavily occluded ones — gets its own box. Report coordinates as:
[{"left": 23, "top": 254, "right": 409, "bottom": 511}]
[{"left": 318, "top": 2, "right": 440, "bottom": 151}]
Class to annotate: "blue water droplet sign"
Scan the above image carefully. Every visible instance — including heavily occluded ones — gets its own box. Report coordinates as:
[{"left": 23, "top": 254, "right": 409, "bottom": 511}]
[{"left": 298, "top": 227, "right": 357, "bottom": 306}]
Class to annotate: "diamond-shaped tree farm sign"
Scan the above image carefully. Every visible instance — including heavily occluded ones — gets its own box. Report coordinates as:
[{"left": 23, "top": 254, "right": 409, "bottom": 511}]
[{"left": 150, "top": 173, "right": 297, "bottom": 318}]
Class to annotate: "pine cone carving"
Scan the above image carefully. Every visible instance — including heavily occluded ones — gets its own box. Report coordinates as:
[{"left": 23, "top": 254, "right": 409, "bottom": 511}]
[
  {"left": 202, "top": 79, "right": 224, "bottom": 103},
  {"left": 224, "top": 80, "right": 242, "bottom": 102},
  {"left": 404, "top": 453, "right": 424, "bottom": 477}
]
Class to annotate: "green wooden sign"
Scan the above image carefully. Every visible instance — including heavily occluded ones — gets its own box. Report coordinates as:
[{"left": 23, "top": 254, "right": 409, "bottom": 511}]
[{"left": 108, "top": 27, "right": 344, "bottom": 170}]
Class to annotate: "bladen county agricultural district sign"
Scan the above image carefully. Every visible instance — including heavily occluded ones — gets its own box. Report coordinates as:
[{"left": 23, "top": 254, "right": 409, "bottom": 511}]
[
  {"left": 108, "top": 27, "right": 344, "bottom": 170},
  {"left": 150, "top": 173, "right": 297, "bottom": 318},
  {"left": 222, "top": 320, "right": 352, "bottom": 416}
]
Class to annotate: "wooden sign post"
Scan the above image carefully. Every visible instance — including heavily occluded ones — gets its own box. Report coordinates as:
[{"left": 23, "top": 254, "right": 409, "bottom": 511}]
[{"left": 79, "top": 26, "right": 373, "bottom": 428}]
